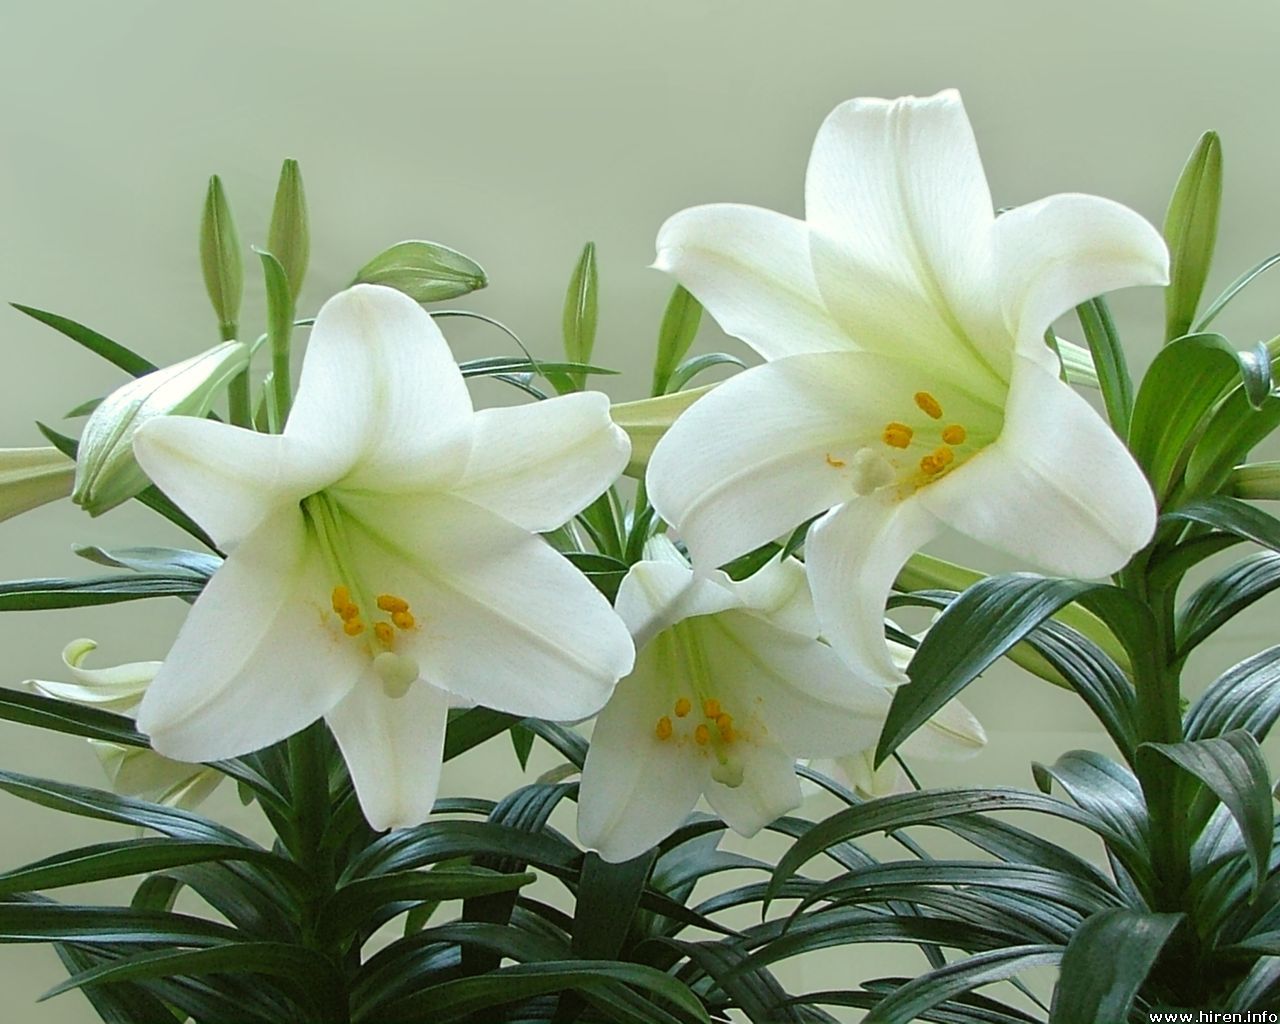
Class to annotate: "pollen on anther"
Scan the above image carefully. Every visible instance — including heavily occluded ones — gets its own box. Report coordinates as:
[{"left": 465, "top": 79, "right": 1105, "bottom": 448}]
[
  {"left": 920, "top": 445, "right": 955, "bottom": 476},
  {"left": 655, "top": 716, "right": 673, "bottom": 741},
  {"left": 914, "top": 392, "right": 943, "bottom": 419},
  {"left": 377, "top": 594, "right": 410, "bottom": 614},
  {"left": 941, "top": 424, "right": 967, "bottom": 445},
  {"left": 374, "top": 621, "right": 395, "bottom": 645},
  {"left": 343, "top": 619, "right": 366, "bottom": 637},
  {"left": 339, "top": 603, "right": 360, "bottom": 622},
  {"left": 716, "top": 713, "right": 735, "bottom": 742},
  {"left": 331, "top": 586, "right": 351, "bottom": 613},
  {"left": 825, "top": 453, "right": 846, "bottom": 468},
  {"left": 694, "top": 724, "right": 711, "bottom": 746},
  {"left": 702, "top": 698, "right": 721, "bottom": 719},
  {"left": 391, "top": 610, "right": 416, "bottom": 630},
  {"left": 674, "top": 697, "right": 692, "bottom": 718},
  {"left": 882, "top": 422, "right": 913, "bottom": 449}
]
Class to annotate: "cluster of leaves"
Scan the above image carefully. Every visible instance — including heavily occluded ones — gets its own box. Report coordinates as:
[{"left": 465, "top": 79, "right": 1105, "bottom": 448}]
[{"left": 736, "top": 131, "right": 1280, "bottom": 1022}]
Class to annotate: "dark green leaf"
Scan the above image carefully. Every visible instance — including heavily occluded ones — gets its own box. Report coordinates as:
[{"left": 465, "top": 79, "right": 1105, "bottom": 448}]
[
  {"left": 652, "top": 285, "right": 703, "bottom": 397},
  {"left": 1164, "top": 131, "right": 1222, "bottom": 342},
  {"left": 73, "top": 544, "right": 220, "bottom": 578},
  {"left": 49, "top": 940, "right": 178, "bottom": 1024},
  {"left": 459, "top": 356, "right": 618, "bottom": 379},
  {"left": 1183, "top": 389, "right": 1280, "bottom": 499},
  {"left": 0, "top": 688, "right": 149, "bottom": 748},
  {"left": 1031, "top": 751, "right": 1149, "bottom": 856},
  {"left": 1140, "top": 731, "right": 1274, "bottom": 894},
  {"left": 1162, "top": 495, "right": 1280, "bottom": 552},
  {"left": 1195, "top": 251, "right": 1280, "bottom": 333},
  {"left": 0, "top": 572, "right": 204, "bottom": 611},
  {"left": 442, "top": 707, "right": 522, "bottom": 761},
  {"left": 1177, "top": 551, "right": 1280, "bottom": 654},
  {"left": 510, "top": 723, "right": 536, "bottom": 770},
  {"left": 11, "top": 304, "right": 157, "bottom": 377},
  {"left": 664, "top": 352, "right": 744, "bottom": 394},
  {"left": 1076, "top": 297, "right": 1132, "bottom": 436},
  {"left": 0, "top": 900, "right": 239, "bottom": 946},
  {"left": 563, "top": 550, "right": 628, "bottom": 602},
  {"left": 572, "top": 851, "right": 657, "bottom": 961},
  {"left": 353, "top": 240, "right": 487, "bottom": 302},
  {"left": 1186, "top": 644, "right": 1280, "bottom": 742},
  {"left": 1048, "top": 908, "right": 1181, "bottom": 1024}
]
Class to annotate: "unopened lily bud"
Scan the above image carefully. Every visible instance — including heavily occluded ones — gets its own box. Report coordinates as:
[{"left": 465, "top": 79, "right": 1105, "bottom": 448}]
[
  {"left": 73, "top": 340, "right": 249, "bottom": 515},
  {"left": 609, "top": 385, "right": 714, "bottom": 478},
  {"left": 1229, "top": 462, "right": 1280, "bottom": 501},
  {"left": 199, "top": 175, "right": 243, "bottom": 338},
  {"left": 268, "top": 159, "right": 310, "bottom": 301},
  {"left": 352, "top": 240, "right": 487, "bottom": 302},
  {"left": 0, "top": 446, "right": 75, "bottom": 524}
]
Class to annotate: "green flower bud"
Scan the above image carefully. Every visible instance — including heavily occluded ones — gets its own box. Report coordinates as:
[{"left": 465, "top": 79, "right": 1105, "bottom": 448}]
[
  {"left": 1164, "top": 131, "right": 1222, "bottom": 343},
  {"left": 268, "top": 159, "right": 310, "bottom": 302},
  {"left": 1228, "top": 462, "right": 1280, "bottom": 501},
  {"left": 0, "top": 446, "right": 75, "bottom": 523},
  {"left": 352, "top": 240, "right": 487, "bottom": 302},
  {"left": 199, "top": 175, "right": 244, "bottom": 339},
  {"left": 73, "top": 341, "right": 249, "bottom": 515}
]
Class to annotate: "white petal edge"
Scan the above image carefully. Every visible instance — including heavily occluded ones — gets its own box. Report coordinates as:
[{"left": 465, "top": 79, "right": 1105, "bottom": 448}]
[
  {"left": 452, "top": 391, "right": 629, "bottom": 533},
  {"left": 806, "top": 495, "right": 942, "bottom": 688},
  {"left": 615, "top": 560, "right": 739, "bottom": 650},
  {"left": 137, "top": 507, "right": 363, "bottom": 762},
  {"left": 703, "top": 743, "right": 803, "bottom": 838},
  {"left": 918, "top": 357, "right": 1157, "bottom": 578},
  {"left": 326, "top": 677, "right": 451, "bottom": 832},
  {"left": 286, "top": 284, "right": 474, "bottom": 492},
  {"left": 654, "top": 203, "right": 854, "bottom": 360}
]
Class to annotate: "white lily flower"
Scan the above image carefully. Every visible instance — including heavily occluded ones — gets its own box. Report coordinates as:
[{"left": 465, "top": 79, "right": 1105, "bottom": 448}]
[
  {"left": 577, "top": 539, "right": 965, "bottom": 863},
  {"left": 648, "top": 89, "right": 1165, "bottom": 687},
  {"left": 131, "top": 284, "right": 635, "bottom": 831},
  {"left": 27, "top": 639, "right": 222, "bottom": 811}
]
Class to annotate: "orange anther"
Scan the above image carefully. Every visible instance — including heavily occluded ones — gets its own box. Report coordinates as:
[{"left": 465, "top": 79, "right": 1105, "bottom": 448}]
[
  {"left": 674, "top": 697, "right": 692, "bottom": 718},
  {"left": 914, "top": 392, "right": 943, "bottom": 419},
  {"left": 339, "top": 602, "right": 360, "bottom": 622},
  {"left": 882, "top": 422, "right": 914, "bottom": 449},
  {"left": 941, "top": 424, "right": 967, "bottom": 445},
  {"left": 331, "top": 585, "right": 351, "bottom": 613},
  {"left": 374, "top": 622, "right": 395, "bottom": 645},
  {"left": 343, "top": 619, "right": 366, "bottom": 637},
  {"left": 702, "top": 698, "right": 721, "bottom": 719},
  {"left": 694, "top": 724, "right": 711, "bottom": 746},
  {"left": 377, "top": 594, "right": 410, "bottom": 614},
  {"left": 392, "top": 610, "right": 416, "bottom": 630},
  {"left": 655, "top": 716, "right": 673, "bottom": 740}
]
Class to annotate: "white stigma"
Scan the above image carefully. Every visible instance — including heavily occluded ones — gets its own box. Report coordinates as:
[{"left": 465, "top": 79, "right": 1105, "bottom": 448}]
[
  {"left": 848, "top": 447, "right": 895, "bottom": 495},
  {"left": 374, "top": 651, "right": 419, "bottom": 699}
]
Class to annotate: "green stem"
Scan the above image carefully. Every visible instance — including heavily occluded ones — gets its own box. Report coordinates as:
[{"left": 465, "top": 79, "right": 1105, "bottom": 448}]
[{"left": 220, "top": 321, "right": 253, "bottom": 428}]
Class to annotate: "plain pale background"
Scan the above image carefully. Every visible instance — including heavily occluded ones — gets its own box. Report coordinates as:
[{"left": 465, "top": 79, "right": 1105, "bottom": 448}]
[{"left": 1, "top": 1, "right": 1278, "bottom": 1019}]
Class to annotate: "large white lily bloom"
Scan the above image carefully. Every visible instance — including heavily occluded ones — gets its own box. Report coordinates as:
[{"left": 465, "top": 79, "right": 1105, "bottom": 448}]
[
  {"left": 648, "top": 90, "right": 1165, "bottom": 688},
  {"left": 577, "top": 539, "right": 982, "bottom": 863},
  {"left": 27, "top": 639, "right": 223, "bottom": 811},
  {"left": 132, "top": 284, "right": 635, "bottom": 831}
]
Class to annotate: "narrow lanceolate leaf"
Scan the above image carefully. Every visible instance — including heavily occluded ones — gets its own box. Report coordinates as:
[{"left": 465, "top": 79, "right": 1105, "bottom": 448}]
[
  {"left": 74, "top": 544, "right": 221, "bottom": 578},
  {"left": 256, "top": 248, "right": 296, "bottom": 423},
  {"left": 267, "top": 159, "right": 309, "bottom": 301},
  {"left": 1075, "top": 297, "right": 1133, "bottom": 437},
  {"left": 1162, "top": 496, "right": 1280, "bottom": 553},
  {"left": 0, "top": 901, "right": 239, "bottom": 946},
  {"left": 1196, "top": 251, "right": 1280, "bottom": 332},
  {"left": 562, "top": 242, "right": 599, "bottom": 391},
  {"left": 352, "top": 240, "right": 488, "bottom": 302},
  {"left": 861, "top": 946, "right": 1064, "bottom": 1024},
  {"left": 50, "top": 941, "right": 177, "bottom": 1024},
  {"left": 0, "top": 572, "right": 204, "bottom": 611},
  {"left": 0, "top": 688, "right": 148, "bottom": 748},
  {"left": 652, "top": 285, "right": 703, "bottom": 396},
  {"left": 1164, "top": 131, "right": 1222, "bottom": 342},
  {"left": 365, "top": 960, "right": 710, "bottom": 1024},
  {"left": 1177, "top": 551, "right": 1280, "bottom": 654},
  {"left": 1186, "top": 645, "right": 1280, "bottom": 742},
  {"left": 877, "top": 574, "right": 1153, "bottom": 766},
  {"left": 199, "top": 175, "right": 243, "bottom": 336},
  {"left": 1182, "top": 388, "right": 1280, "bottom": 499},
  {"left": 1140, "top": 731, "right": 1274, "bottom": 894},
  {"left": 1032, "top": 751, "right": 1149, "bottom": 856},
  {"left": 664, "top": 351, "right": 745, "bottom": 394},
  {"left": 1048, "top": 908, "right": 1181, "bottom": 1023},
  {"left": 572, "top": 851, "right": 658, "bottom": 961},
  {"left": 11, "top": 304, "right": 158, "bottom": 377},
  {"left": 442, "top": 707, "right": 522, "bottom": 762}
]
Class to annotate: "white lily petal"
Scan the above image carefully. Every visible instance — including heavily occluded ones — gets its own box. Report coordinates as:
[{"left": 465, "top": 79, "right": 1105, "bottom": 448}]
[
  {"left": 26, "top": 639, "right": 159, "bottom": 713},
  {"left": 577, "top": 644, "right": 704, "bottom": 863},
  {"left": 326, "top": 675, "right": 451, "bottom": 832},
  {"left": 286, "top": 284, "right": 474, "bottom": 492},
  {"left": 615, "top": 560, "right": 739, "bottom": 650},
  {"left": 689, "top": 611, "right": 885, "bottom": 757},
  {"left": 654, "top": 203, "right": 854, "bottom": 360},
  {"left": 133, "top": 417, "right": 335, "bottom": 551},
  {"left": 901, "top": 697, "right": 988, "bottom": 761},
  {"left": 338, "top": 492, "right": 633, "bottom": 721},
  {"left": 137, "top": 507, "right": 363, "bottom": 762},
  {"left": 804, "top": 90, "right": 1008, "bottom": 389},
  {"left": 453, "top": 391, "right": 629, "bottom": 532},
  {"left": 731, "top": 556, "right": 818, "bottom": 638},
  {"left": 647, "top": 352, "right": 908, "bottom": 573},
  {"left": 806, "top": 495, "right": 942, "bottom": 688},
  {"left": 994, "top": 192, "right": 1169, "bottom": 360},
  {"left": 703, "top": 743, "right": 802, "bottom": 838},
  {"left": 820, "top": 751, "right": 910, "bottom": 799},
  {"left": 919, "top": 357, "right": 1157, "bottom": 578}
]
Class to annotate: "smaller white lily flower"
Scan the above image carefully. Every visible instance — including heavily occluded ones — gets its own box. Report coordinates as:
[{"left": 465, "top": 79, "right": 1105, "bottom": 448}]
[
  {"left": 27, "top": 640, "right": 222, "bottom": 811},
  {"left": 648, "top": 89, "right": 1167, "bottom": 689},
  {"left": 0, "top": 447, "right": 75, "bottom": 523},
  {"left": 578, "top": 539, "right": 926, "bottom": 864},
  {"left": 74, "top": 340, "right": 250, "bottom": 515},
  {"left": 132, "top": 284, "right": 635, "bottom": 832}
]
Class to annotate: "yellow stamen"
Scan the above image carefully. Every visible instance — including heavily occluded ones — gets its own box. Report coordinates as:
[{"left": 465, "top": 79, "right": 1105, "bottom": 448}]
[
  {"left": 655, "top": 715, "right": 673, "bottom": 740},
  {"left": 674, "top": 697, "right": 692, "bottom": 718},
  {"left": 694, "top": 724, "right": 710, "bottom": 746},
  {"left": 915, "top": 391, "right": 943, "bottom": 419},
  {"left": 919, "top": 445, "right": 955, "bottom": 476},
  {"left": 702, "top": 698, "right": 721, "bottom": 719},
  {"left": 377, "top": 594, "right": 410, "bottom": 614},
  {"left": 374, "top": 621, "right": 395, "bottom": 645},
  {"left": 716, "top": 713, "right": 735, "bottom": 742},
  {"left": 331, "top": 585, "right": 351, "bottom": 613},
  {"left": 343, "top": 618, "right": 366, "bottom": 637},
  {"left": 825, "top": 453, "right": 846, "bottom": 468},
  {"left": 941, "top": 424, "right": 967, "bottom": 445},
  {"left": 882, "top": 422, "right": 913, "bottom": 449},
  {"left": 392, "top": 610, "right": 416, "bottom": 630},
  {"left": 339, "top": 602, "right": 360, "bottom": 622}
]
